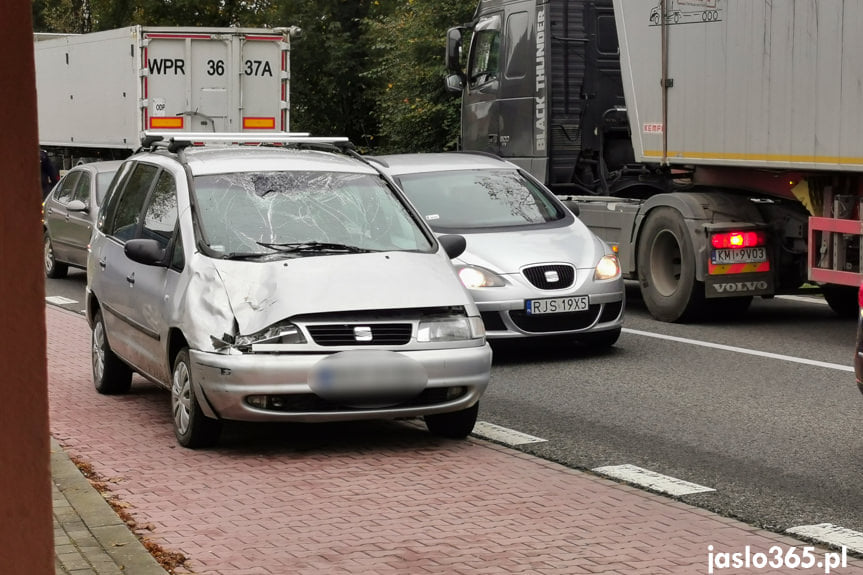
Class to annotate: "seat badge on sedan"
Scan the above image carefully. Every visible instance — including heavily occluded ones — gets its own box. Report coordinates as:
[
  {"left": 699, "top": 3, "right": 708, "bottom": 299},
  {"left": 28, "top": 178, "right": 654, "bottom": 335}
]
[
  {"left": 354, "top": 326, "right": 373, "bottom": 342},
  {"left": 544, "top": 270, "right": 560, "bottom": 283}
]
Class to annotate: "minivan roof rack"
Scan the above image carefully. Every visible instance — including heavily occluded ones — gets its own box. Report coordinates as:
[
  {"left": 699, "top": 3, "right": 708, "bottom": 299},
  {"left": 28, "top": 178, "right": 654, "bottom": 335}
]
[{"left": 141, "top": 132, "right": 351, "bottom": 153}]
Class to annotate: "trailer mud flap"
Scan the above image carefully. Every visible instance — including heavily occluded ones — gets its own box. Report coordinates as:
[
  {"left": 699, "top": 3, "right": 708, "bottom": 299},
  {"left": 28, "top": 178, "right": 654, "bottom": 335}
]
[{"left": 705, "top": 273, "right": 773, "bottom": 298}]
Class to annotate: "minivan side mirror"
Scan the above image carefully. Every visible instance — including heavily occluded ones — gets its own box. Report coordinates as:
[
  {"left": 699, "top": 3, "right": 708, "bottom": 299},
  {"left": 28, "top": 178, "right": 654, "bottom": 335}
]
[
  {"left": 438, "top": 234, "right": 466, "bottom": 259},
  {"left": 124, "top": 238, "right": 167, "bottom": 266}
]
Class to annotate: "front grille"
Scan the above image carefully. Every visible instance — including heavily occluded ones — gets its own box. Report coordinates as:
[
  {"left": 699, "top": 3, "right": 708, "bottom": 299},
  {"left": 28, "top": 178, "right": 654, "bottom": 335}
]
[
  {"left": 509, "top": 305, "right": 601, "bottom": 333},
  {"left": 522, "top": 265, "right": 575, "bottom": 290},
  {"left": 306, "top": 323, "right": 412, "bottom": 346}
]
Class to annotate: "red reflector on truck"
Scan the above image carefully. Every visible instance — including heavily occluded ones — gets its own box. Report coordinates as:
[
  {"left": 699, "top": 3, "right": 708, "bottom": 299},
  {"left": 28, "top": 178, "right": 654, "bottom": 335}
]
[
  {"left": 243, "top": 117, "right": 276, "bottom": 129},
  {"left": 149, "top": 117, "right": 184, "bottom": 129},
  {"left": 711, "top": 231, "right": 766, "bottom": 249}
]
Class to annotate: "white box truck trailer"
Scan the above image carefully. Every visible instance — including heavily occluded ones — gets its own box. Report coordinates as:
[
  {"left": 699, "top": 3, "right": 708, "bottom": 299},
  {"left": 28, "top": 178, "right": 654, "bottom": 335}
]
[
  {"left": 35, "top": 26, "right": 297, "bottom": 167},
  {"left": 445, "top": 0, "right": 863, "bottom": 322}
]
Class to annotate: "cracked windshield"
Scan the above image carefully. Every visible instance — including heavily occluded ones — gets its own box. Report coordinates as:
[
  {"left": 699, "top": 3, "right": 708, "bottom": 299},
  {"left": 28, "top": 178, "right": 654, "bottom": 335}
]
[
  {"left": 397, "top": 170, "right": 564, "bottom": 230},
  {"left": 193, "top": 170, "right": 433, "bottom": 257}
]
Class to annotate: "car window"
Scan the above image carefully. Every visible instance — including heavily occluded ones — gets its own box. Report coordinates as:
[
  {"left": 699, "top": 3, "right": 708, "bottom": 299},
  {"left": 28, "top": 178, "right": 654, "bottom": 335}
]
[
  {"left": 71, "top": 172, "right": 92, "bottom": 207},
  {"left": 95, "top": 171, "right": 118, "bottom": 205},
  {"left": 396, "top": 169, "right": 565, "bottom": 230},
  {"left": 141, "top": 171, "right": 178, "bottom": 250},
  {"left": 170, "top": 228, "right": 185, "bottom": 271},
  {"left": 54, "top": 172, "right": 81, "bottom": 205},
  {"left": 468, "top": 14, "right": 501, "bottom": 88},
  {"left": 106, "top": 163, "right": 159, "bottom": 242},
  {"left": 98, "top": 161, "right": 136, "bottom": 231},
  {"left": 193, "top": 170, "right": 433, "bottom": 256}
]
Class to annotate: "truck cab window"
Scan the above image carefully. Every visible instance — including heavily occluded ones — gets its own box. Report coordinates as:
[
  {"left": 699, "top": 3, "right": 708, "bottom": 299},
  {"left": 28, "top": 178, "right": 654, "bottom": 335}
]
[
  {"left": 468, "top": 14, "right": 501, "bottom": 88},
  {"left": 504, "top": 12, "right": 529, "bottom": 80}
]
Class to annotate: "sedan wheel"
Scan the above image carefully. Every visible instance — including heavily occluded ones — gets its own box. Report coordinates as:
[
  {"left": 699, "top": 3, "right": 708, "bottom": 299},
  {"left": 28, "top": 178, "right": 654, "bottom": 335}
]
[
  {"left": 171, "top": 349, "right": 221, "bottom": 448},
  {"left": 425, "top": 402, "right": 479, "bottom": 439},
  {"left": 44, "top": 232, "right": 68, "bottom": 279}
]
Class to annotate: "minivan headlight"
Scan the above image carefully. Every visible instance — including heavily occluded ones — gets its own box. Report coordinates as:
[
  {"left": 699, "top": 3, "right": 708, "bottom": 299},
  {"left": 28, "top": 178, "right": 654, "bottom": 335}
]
[
  {"left": 418, "top": 316, "right": 485, "bottom": 342},
  {"left": 456, "top": 265, "right": 506, "bottom": 288},
  {"left": 594, "top": 255, "right": 621, "bottom": 280},
  {"left": 235, "top": 321, "right": 306, "bottom": 348}
]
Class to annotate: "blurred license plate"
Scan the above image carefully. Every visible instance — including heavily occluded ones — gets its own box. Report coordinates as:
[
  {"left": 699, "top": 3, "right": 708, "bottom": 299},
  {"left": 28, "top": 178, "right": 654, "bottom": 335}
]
[
  {"left": 711, "top": 247, "right": 767, "bottom": 264},
  {"left": 526, "top": 296, "right": 589, "bottom": 315}
]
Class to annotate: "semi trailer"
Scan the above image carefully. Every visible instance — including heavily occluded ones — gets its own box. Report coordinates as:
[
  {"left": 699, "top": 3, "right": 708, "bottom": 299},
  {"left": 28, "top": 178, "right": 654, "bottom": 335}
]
[
  {"left": 35, "top": 25, "right": 297, "bottom": 168},
  {"left": 445, "top": 0, "right": 863, "bottom": 322}
]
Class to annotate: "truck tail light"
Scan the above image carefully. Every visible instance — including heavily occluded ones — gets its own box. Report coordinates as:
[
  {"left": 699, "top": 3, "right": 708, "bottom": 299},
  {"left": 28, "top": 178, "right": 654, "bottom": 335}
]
[{"left": 711, "top": 231, "right": 767, "bottom": 249}]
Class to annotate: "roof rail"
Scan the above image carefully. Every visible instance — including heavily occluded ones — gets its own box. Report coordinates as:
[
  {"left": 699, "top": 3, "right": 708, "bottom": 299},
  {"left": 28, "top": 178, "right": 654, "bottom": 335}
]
[{"left": 140, "top": 132, "right": 351, "bottom": 153}]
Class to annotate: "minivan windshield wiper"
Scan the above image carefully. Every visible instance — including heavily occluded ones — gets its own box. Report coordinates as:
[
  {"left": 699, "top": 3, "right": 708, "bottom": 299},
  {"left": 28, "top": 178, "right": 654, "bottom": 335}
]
[{"left": 255, "top": 241, "right": 374, "bottom": 254}]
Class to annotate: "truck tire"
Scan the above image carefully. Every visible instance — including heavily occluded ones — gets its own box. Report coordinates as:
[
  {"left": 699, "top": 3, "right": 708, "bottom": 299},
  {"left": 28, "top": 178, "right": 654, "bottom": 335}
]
[
  {"left": 822, "top": 284, "right": 859, "bottom": 319},
  {"left": 637, "top": 207, "right": 705, "bottom": 322}
]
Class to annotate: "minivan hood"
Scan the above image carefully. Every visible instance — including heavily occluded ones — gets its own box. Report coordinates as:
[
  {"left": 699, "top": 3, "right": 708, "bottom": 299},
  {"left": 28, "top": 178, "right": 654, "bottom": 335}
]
[
  {"left": 209, "top": 251, "right": 472, "bottom": 334},
  {"left": 454, "top": 223, "right": 604, "bottom": 274}
]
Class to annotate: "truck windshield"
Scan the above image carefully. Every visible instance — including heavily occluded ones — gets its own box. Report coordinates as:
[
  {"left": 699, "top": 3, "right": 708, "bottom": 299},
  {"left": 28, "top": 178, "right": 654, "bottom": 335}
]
[
  {"left": 192, "top": 171, "right": 434, "bottom": 257},
  {"left": 396, "top": 170, "right": 565, "bottom": 230}
]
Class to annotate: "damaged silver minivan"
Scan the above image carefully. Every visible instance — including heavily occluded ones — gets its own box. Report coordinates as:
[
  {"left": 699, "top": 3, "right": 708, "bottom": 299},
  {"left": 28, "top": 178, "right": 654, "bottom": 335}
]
[{"left": 86, "top": 134, "right": 492, "bottom": 448}]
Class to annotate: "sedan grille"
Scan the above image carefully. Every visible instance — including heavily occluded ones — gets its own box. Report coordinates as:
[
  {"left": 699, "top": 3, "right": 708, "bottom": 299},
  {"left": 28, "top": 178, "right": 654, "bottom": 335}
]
[
  {"left": 306, "top": 323, "right": 412, "bottom": 346},
  {"left": 522, "top": 265, "right": 575, "bottom": 290},
  {"left": 509, "top": 305, "right": 600, "bottom": 333}
]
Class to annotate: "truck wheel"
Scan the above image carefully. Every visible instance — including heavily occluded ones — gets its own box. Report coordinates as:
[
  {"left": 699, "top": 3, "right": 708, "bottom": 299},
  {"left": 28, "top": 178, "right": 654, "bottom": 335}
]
[
  {"left": 425, "top": 402, "right": 479, "bottom": 439},
  {"left": 172, "top": 348, "right": 221, "bottom": 448},
  {"left": 822, "top": 285, "right": 859, "bottom": 319},
  {"left": 637, "top": 207, "right": 705, "bottom": 322},
  {"left": 92, "top": 310, "right": 132, "bottom": 394},
  {"left": 44, "top": 232, "right": 67, "bottom": 279}
]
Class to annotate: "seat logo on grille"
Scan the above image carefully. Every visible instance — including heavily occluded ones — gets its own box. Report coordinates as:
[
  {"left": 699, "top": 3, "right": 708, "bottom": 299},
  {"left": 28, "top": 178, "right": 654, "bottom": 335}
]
[
  {"left": 544, "top": 270, "right": 560, "bottom": 283},
  {"left": 353, "top": 326, "right": 373, "bottom": 342}
]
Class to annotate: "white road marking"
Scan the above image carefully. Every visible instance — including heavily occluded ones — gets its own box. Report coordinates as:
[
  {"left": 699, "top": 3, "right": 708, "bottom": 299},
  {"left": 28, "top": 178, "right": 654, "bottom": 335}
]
[
  {"left": 45, "top": 296, "right": 78, "bottom": 305},
  {"left": 776, "top": 294, "right": 829, "bottom": 305},
  {"left": 786, "top": 523, "right": 863, "bottom": 554},
  {"left": 592, "top": 464, "right": 715, "bottom": 497},
  {"left": 622, "top": 328, "right": 854, "bottom": 373},
  {"left": 472, "top": 421, "right": 547, "bottom": 446}
]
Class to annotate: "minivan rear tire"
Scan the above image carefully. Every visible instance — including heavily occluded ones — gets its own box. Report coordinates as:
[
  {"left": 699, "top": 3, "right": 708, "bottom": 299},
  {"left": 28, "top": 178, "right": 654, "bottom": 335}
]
[
  {"left": 92, "top": 310, "right": 132, "bottom": 394},
  {"left": 424, "top": 402, "right": 479, "bottom": 439}
]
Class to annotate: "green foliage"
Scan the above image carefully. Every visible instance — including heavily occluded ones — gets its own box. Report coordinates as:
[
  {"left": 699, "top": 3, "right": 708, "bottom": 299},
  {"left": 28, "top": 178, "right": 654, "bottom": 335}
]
[{"left": 364, "top": 0, "right": 474, "bottom": 152}]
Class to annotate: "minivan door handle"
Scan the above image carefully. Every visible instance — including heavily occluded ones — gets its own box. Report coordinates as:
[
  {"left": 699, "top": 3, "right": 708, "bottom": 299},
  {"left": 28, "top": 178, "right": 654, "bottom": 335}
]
[
  {"left": 126, "top": 272, "right": 135, "bottom": 285},
  {"left": 98, "top": 257, "right": 107, "bottom": 269}
]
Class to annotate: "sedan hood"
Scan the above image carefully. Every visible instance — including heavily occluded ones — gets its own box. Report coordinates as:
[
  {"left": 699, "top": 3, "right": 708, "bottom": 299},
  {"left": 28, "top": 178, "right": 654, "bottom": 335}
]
[
  {"left": 455, "top": 223, "right": 605, "bottom": 274},
  {"left": 208, "top": 251, "right": 472, "bottom": 334}
]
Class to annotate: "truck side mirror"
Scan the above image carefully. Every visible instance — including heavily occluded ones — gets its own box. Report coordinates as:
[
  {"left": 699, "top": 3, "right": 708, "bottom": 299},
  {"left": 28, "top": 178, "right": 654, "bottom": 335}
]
[
  {"left": 445, "top": 27, "right": 463, "bottom": 73},
  {"left": 445, "top": 74, "right": 464, "bottom": 93}
]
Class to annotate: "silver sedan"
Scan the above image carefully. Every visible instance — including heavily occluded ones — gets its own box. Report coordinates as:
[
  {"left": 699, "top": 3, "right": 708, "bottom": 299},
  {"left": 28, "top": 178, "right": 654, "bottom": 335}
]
[{"left": 373, "top": 152, "right": 625, "bottom": 347}]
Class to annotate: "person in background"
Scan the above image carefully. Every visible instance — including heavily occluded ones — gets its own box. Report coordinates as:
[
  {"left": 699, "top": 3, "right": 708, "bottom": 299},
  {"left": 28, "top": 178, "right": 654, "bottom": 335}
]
[{"left": 40, "top": 149, "right": 59, "bottom": 200}]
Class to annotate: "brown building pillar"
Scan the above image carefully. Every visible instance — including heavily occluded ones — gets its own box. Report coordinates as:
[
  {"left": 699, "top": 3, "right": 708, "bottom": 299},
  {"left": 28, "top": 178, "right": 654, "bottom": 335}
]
[{"left": 0, "top": 0, "right": 55, "bottom": 573}]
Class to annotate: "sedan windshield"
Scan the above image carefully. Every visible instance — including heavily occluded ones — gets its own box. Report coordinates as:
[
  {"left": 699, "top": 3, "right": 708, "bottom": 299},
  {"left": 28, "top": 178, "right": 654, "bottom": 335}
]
[
  {"left": 396, "top": 169, "right": 565, "bottom": 230},
  {"left": 193, "top": 171, "right": 433, "bottom": 257}
]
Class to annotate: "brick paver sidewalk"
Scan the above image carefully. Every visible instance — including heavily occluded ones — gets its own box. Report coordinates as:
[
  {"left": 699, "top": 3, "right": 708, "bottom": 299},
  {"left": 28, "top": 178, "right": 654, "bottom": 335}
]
[{"left": 47, "top": 305, "right": 863, "bottom": 574}]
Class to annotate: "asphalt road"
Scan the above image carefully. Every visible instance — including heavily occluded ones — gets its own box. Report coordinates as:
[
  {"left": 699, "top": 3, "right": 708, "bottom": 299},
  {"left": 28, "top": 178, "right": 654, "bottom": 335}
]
[{"left": 46, "top": 271, "right": 862, "bottom": 537}]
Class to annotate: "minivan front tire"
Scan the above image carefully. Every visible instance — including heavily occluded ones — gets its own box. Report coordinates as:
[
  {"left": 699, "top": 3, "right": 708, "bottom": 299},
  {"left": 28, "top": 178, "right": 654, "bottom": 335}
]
[
  {"left": 424, "top": 402, "right": 479, "bottom": 439},
  {"left": 172, "top": 348, "right": 221, "bottom": 448}
]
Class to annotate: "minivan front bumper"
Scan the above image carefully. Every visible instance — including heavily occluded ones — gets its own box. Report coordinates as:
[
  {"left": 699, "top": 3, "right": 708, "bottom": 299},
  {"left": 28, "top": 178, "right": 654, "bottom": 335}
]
[{"left": 189, "top": 344, "right": 492, "bottom": 422}]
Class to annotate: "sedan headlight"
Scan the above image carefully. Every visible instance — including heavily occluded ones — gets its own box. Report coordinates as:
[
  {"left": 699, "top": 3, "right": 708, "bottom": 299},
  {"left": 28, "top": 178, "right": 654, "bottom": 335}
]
[
  {"left": 418, "top": 316, "right": 485, "bottom": 342},
  {"left": 456, "top": 265, "right": 506, "bottom": 288},
  {"left": 235, "top": 321, "right": 307, "bottom": 349},
  {"left": 594, "top": 254, "right": 621, "bottom": 280}
]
